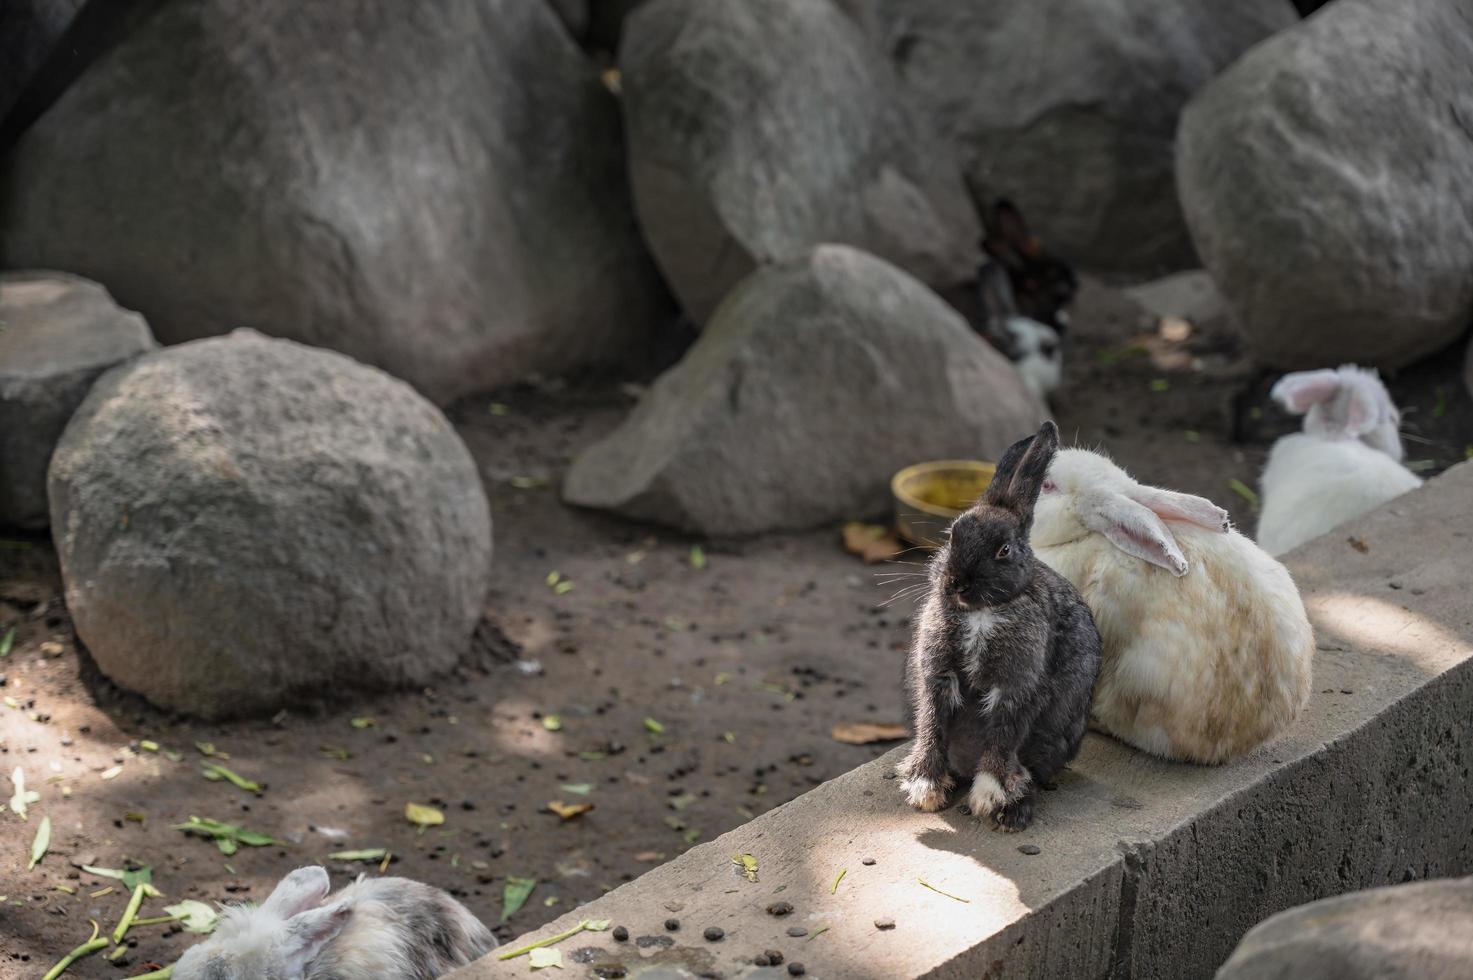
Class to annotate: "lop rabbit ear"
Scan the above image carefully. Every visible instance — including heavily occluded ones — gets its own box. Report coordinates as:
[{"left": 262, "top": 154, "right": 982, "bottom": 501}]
[
  {"left": 984, "top": 420, "right": 1059, "bottom": 516},
  {"left": 262, "top": 866, "right": 331, "bottom": 920},
  {"left": 1271, "top": 370, "right": 1342, "bottom": 415},
  {"left": 1127, "top": 485, "right": 1231, "bottom": 532},
  {"left": 281, "top": 900, "right": 352, "bottom": 974},
  {"left": 1082, "top": 492, "right": 1189, "bottom": 576}
]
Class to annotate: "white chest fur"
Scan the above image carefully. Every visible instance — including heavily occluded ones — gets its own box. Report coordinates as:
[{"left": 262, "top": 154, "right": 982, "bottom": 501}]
[{"left": 961, "top": 609, "right": 1007, "bottom": 697}]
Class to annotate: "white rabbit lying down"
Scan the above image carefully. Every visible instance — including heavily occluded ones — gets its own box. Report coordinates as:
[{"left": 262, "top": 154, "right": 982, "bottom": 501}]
[
  {"left": 1257, "top": 365, "right": 1422, "bottom": 558},
  {"left": 1031, "top": 447, "right": 1314, "bottom": 764},
  {"left": 172, "top": 866, "right": 495, "bottom": 980}
]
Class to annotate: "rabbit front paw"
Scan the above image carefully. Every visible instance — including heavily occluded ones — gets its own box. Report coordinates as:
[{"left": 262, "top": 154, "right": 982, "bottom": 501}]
[{"left": 898, "top": 754, "right": 954, "bottom": 812}]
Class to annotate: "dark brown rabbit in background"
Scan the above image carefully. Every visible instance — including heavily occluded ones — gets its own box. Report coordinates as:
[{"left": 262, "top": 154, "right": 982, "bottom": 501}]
[{"left": 898, "top": 420, "right": 1102, "bottom": 831}]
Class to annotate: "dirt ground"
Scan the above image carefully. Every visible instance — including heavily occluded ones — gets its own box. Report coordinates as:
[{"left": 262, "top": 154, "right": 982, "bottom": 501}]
[{"left": 2, "top": 277, "right": 1470, "bottom": 978}]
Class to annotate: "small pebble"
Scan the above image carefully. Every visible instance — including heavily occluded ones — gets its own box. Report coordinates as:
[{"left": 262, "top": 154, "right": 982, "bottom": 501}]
[
  {"left": 1018, "top": 844, "right": 1041, "bottom": 856},
  {"left": 753, "top": 955, "right": 770, "bottom": 967},
  {"left": 874, "top": 917, "right": 896, "bottom": 930},
  {"left": 612, "top": 926, "right": 629, "bottom": 942},
  {"left": 882, "top": 772, "right": 897, "bottom": 780},
  {"left": 785, "top": 926, "right": 807, "bottom": 938},
  {"left": 766, "top": 901, "right": 794, "bottom": 917},
  {"left": 664, "top": 918, "right": 680, "bottom": 932},
  {"left": 787, "top": 963, "right": 806, "bottom": 976},
  {"left": 703, "top": 926, "right": 724, "bottom": 942},
  {"left": 861, "top": 857, "right": 876, "bottom": 866},
  {"left": 764, "top": 949, "right": 785, "bottom": 965}
]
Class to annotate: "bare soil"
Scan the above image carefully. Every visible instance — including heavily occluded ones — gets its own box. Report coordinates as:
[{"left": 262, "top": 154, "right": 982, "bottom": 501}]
[{"left": 2, "top": 277, "right": 1468, "bottom": 977}]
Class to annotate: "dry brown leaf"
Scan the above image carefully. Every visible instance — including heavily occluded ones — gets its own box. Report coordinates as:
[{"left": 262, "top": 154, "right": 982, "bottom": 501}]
[
  {"left": 547, "top": 801, "right": 594, "bottom": 820},
  {"left": 841, "top": 523, "right": 904, "bottom": 564},
  {"left": 831, "top": 722, "right": 909, "bottom": 745}
]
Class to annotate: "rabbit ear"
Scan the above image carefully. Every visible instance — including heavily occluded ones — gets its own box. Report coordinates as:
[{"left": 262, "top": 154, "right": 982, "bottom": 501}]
[
  {"left": 280, "top": 901, "right": 351, "bottom": 973},
  {"left": 1271, "top": 370, "right": 1342, "bottom": 414},
  {"left": 978, "top": 261, "right": 1019, "bottom": 323},
  {"left": 1127, "top": 485, "right": 1231, "bottom": 532},
  {"left": 1082, "top": 492, "right": 1189, "bottom": 576},
  {"left": 985, "top": 421, "right": 1059, "bottom": 516},
  {"left": 262, "top": 866, "right": 331, "bottom": 920}
]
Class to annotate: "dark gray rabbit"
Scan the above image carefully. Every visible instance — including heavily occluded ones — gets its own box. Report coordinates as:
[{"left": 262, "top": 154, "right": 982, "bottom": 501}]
[{"left": 897, "top": 420, "right": 1102, "bottom": 831}]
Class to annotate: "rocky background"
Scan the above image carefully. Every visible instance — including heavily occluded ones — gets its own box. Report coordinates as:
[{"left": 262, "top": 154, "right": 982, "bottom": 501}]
[{"left": 0, "top": 0, "right": 1471, "bottom": 973}]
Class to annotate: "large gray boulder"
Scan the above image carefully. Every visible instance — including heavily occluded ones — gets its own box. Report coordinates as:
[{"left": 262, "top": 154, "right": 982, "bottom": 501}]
[
  {"left": 564, "top": 245, "right": 1044, "bottom": 535},
  {"left": 837, "top": 0, "right": 1296, "bottom": 273},
  {"left": 48, "top": 330, "right": 492, "bottom": 719},
  {"left": 619, "top": 0, "right": 979, "bottom": 324},
  {"left": 1216, "top": 877, "right": 1473, "bottom": 980},
  {"left": 0, "top": 272, "right": 156, "bottom": 530},
  {"left": 1, "top": 0, "right": 669, "bottom": 405},
  {"left": 1178, "top": 0, "right": 1473, "bottom": 370}
]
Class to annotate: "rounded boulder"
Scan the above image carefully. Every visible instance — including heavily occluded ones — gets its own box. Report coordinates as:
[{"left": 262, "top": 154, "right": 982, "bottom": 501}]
[{"left": 48, "top": 329, "right": 493, "bottom": 719}]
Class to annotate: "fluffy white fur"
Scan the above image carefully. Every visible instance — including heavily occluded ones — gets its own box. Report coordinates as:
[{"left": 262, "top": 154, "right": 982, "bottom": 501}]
[
  {"left": 1257, "top": 365, "right": 1422, "bottom": 557},
  {"left": 967, "top": 772, "right": 1007, "bottom": 816},
  {"left": 1001, "top": 316, "right": 1062, "bottom": 403},
  {"left": 900, "top": 772, "right": 954, "bottom": 812},
  {"left": 1032, "top": 448, "right": 1314, "bottom": 764}
]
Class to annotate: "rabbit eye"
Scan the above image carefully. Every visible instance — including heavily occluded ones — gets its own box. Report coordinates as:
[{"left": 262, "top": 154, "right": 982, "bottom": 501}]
[
  {"left": 1042, "top": 479, "right": 1057, "bottom": 493},
  {"left": 997, "top": 543, "right": 1012, "bottom": 559}
]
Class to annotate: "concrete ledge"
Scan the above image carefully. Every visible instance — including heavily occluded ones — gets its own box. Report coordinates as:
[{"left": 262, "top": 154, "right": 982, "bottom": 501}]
[{"left": 452, "top": 463, "right": 1473, "bottom": 980}]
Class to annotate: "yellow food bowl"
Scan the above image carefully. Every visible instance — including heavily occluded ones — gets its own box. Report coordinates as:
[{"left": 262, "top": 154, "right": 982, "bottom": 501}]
[{"left": 891, "top": 460, "right": 997, "bottom": 548}]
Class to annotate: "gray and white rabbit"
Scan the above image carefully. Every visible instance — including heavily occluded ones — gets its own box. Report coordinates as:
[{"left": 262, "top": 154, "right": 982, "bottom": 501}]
[
  {"left": 171, "top": 866, "right": 495, "bottom": 980},
  {"left": 898, "top": 420, "right": 1102, "bottom": 831},
  {"left": 1257, "top": 365, "right": 1422, "bottom": 557},
  {"left": 977, "top": 260, "right": 1063, "bottom": 403}
]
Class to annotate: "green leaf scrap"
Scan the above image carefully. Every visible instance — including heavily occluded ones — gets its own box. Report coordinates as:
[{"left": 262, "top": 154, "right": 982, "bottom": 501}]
[
  {"left": 201, "top": 762, "right": 262, "bottom": 793},
  {"left": 731, "top": 853, "right": 758, "bottom": 883},
  {"left": 28, "top": 816, "right": 50, "bottom": 870},
  {"left": 501, "top": 877, "right": 538, "bottom": 923},
  {"left": 163, "top": 899, "right": 220, "bottom": 934},
  {"left": 173, "top": 816, "right": 286, "bottom": 855}
]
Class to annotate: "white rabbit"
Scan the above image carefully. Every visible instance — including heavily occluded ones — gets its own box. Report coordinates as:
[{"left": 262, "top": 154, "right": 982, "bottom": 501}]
[
  {"left": 172, "top": 866, "right": 495, "bottom": 980},
  {"left": 977, "top": 260, "right": 1062, "bottom": 402},
  {"left": 1031, "top": 448, "right": 1314, "bottom": 764},
  {"left": 1257, "top": 365, "right": 1422, "bottom": 557}
]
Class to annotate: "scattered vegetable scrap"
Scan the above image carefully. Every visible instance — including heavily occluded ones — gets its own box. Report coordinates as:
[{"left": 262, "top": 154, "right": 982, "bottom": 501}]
[
  {"left": 689, "top": 545, "right": 707, "bottom": 569},
  {"left": 201, "top": 761, "right": 262, "bottom": 793},
  {"left": 173, "top": 816, "right": 286, "bottom": 855},
  {"left": 328, "top": 848, "right": 389, "bottom": 863},
  {"left": 28, "top": 816, "right": 50, "bottom": 870},
  {"left": 163, "top": 899, "right": 220, "bottom": 933},
  {"left": 8, "top": 766, "right": 40, "bottom": 819},
  {"left": 501, "top": 877, "right": 538, "bottom": 922},
  {"left": 831, "top": 868, "right": 846, "bottom": 894},
  {"left": 841, "top": 522, "right": 904, "bottom": 564},
  {"left": 405, "top": 803, "right": 445, "bottom": 829},
  {"left": 559, "top": 783, "right": 592, "bottom": 796},
  {"left": 917, "top": 878, "right": 970, "bottom": 903},
  {"left": 350, "top": 717, "right": 376, "bottom": 729},
  {"left": 82, "top": 865, "right": 154, "bottom": 891},
  {"left": 194, "top": 741, "right": 229, "bottom": 759},
  {"left": 546, "top": 800, "right": 593, "bottom": 820},
  {"left": 0, "top": 626, "right": 14, "bottom": 658},
  {"left": 496, "top": 918, "right": 610, "bottom": 960},
  {"left": 643, "top": 717, "right": 666, "bottom": 735},
  {"left": 732, "top": 853, "right": 759, "bottom": 882},
  {"left": 528, "top": 947, "right": 563, "bottom": 969},
  {"left": 40, "top": 919, "right": 106, "bottom": 980},
  {"left": 830, "top": 722, "right": 908, "bottom": 745},
  {"left": 542, "top": 714, "right": 563, "bottom": 732}
]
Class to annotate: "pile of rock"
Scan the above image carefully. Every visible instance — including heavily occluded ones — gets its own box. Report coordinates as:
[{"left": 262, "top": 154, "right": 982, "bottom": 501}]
[{"left": 1178, "top": 0, "right": 1473, "bottom": 370}]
